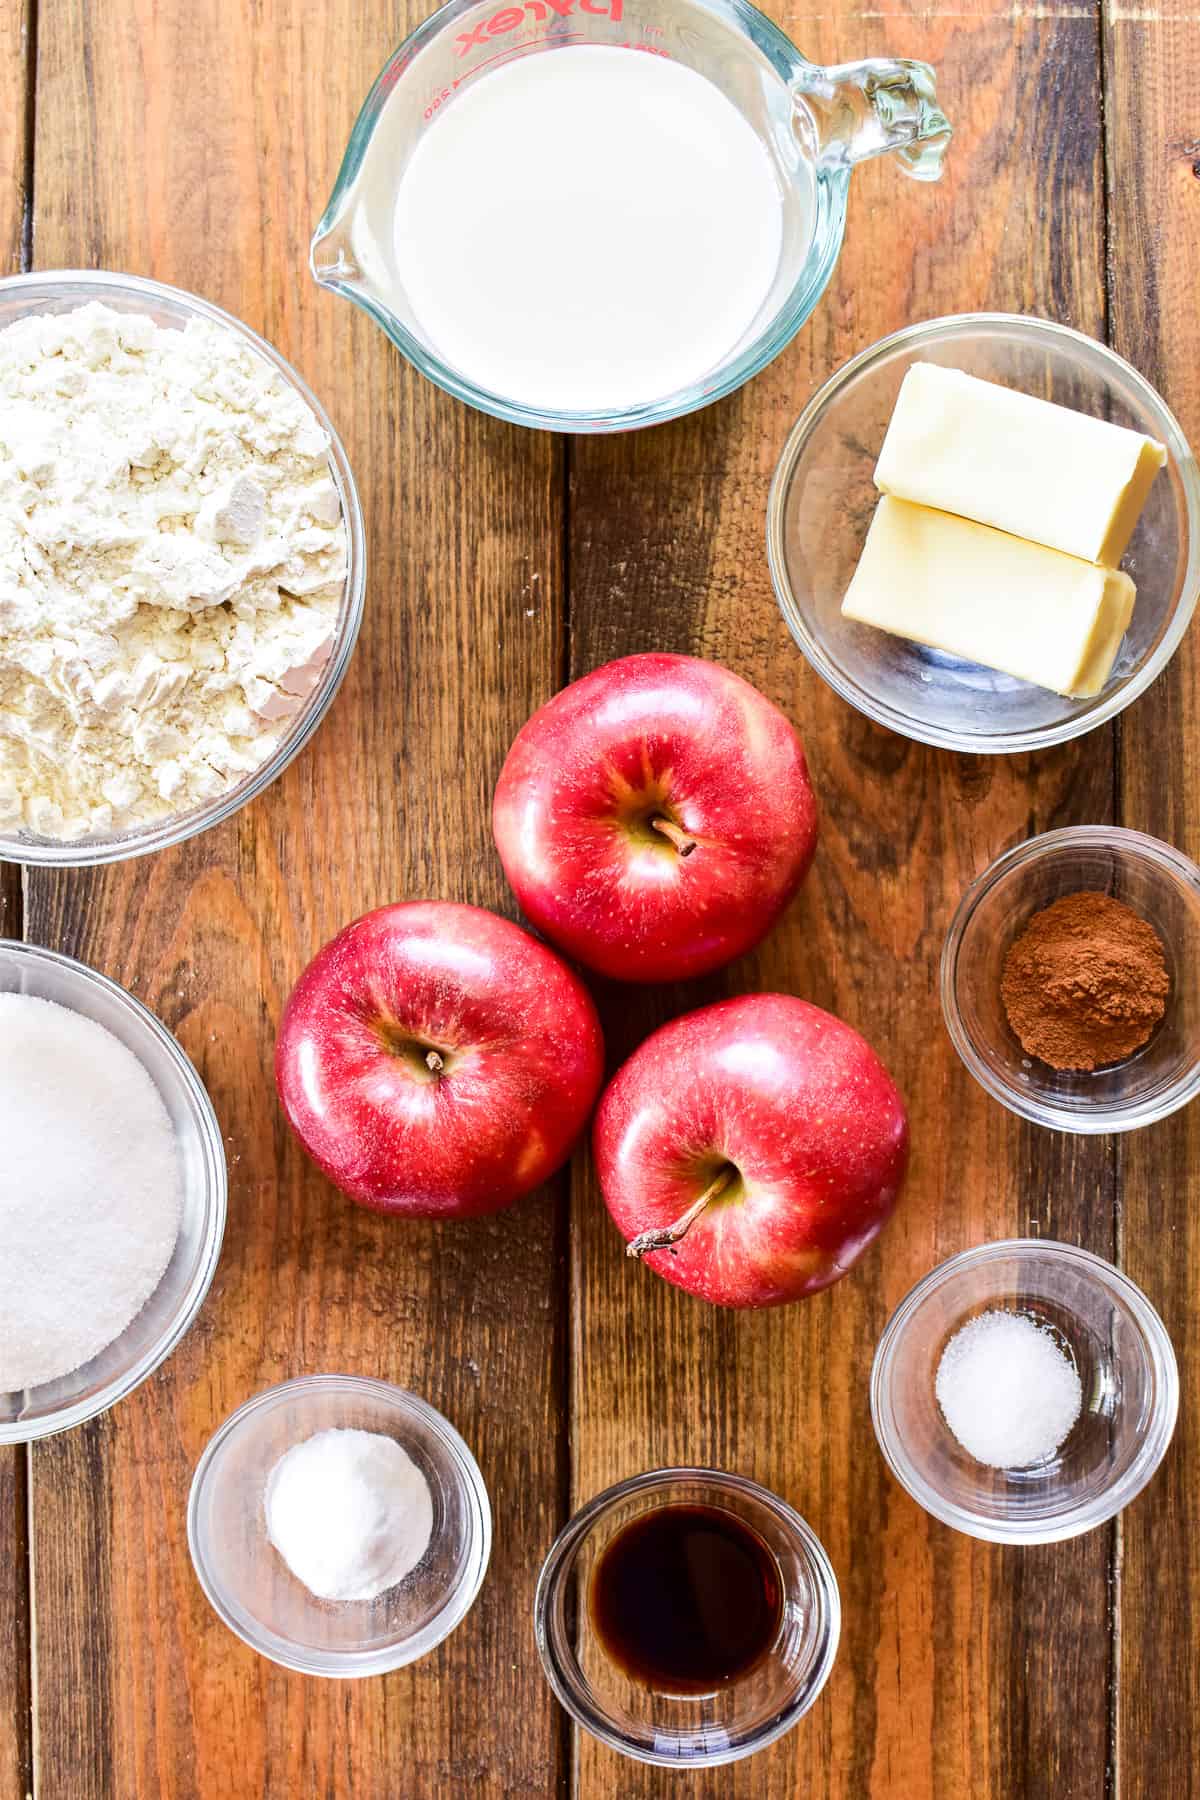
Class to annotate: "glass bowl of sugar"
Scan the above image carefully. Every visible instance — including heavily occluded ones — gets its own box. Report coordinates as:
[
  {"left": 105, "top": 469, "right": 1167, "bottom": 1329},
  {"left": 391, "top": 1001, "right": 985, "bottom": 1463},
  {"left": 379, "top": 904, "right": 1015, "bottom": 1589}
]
[
  {"left": 0, "top": 939, "right": 227, "bottom": 1443},
  {"left": 870, "top": 1240, "right": 1178, "bottom": 1544},
  {"left": 187, "top": 1375, "right": 492, "bottom": 1677}
]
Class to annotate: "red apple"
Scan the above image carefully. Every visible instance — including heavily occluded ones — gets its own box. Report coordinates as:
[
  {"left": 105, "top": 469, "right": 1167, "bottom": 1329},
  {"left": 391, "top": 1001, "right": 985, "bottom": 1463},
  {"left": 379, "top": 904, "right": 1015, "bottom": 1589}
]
[
  {"left": 594, "top": 994, "right": 908, "bottom": 1308},
  {"left": 276, "top": 901, "right": 605, "bottom": 1218},
  {"left": 492, "top": 653, "right": 818, "bottom": 983}
]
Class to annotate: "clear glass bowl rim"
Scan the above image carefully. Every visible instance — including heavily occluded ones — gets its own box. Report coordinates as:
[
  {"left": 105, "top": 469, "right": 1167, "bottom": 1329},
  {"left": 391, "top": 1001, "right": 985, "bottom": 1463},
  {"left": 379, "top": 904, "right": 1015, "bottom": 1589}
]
[
  {"left": 0, "top": 268, "right": 367, "bottom": 868},
  {"left": 186, "top": 1373, "right": 494, "bottom": 1678},
  {"left": 870, "top": 1237, "right": 1180, "bottom": 1545},
  {"left": 533, "top": 1465, "right": 841, "bottom": 1768},
  {"left": 310, "top": 0, "right": 849, "bottom": 434},
  {"left": 941, "top": 824, "right": 1200, "bottom": 1133},
  {"left": 766, "top": 311, "right": 1200, "bottom": 752},
  {"left": 0, "top": 937, "right": 227, "bottom": 1444}
]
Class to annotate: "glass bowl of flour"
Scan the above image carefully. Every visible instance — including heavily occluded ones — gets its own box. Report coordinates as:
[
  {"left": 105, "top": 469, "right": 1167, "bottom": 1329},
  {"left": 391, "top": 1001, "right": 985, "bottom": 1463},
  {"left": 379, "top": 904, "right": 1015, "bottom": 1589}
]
[
  {"left": 0, "top": 271, "right": 365, "bottom": 866},
  {"left": 0, "top": 939, "right": 227, "bottom": 1442},
  {"left": 188, "top": 1375, "right": 492, "bottom": 1676}
]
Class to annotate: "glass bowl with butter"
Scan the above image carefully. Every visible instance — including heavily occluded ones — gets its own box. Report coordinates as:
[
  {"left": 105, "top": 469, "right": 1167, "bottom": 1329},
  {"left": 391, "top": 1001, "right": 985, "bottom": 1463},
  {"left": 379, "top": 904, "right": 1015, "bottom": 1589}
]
[
  {"left": 0, "top": 271, "right": 365, "bottom": 867},
  {"left": 767, "top": 314, "right": 1199, "bottom": 752}
]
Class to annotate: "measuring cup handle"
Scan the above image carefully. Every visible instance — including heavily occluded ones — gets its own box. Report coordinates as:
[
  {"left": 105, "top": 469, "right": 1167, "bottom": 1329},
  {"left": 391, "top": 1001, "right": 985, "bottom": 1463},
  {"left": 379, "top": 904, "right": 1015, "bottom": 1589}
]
[{"left": 792, "top": 57, "right": 951, "bottom": 182}]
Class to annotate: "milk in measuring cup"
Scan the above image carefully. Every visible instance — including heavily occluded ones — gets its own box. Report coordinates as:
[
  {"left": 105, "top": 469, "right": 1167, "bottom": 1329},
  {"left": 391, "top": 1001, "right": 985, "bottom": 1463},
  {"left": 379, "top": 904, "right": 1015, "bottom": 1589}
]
[{"left": 393, "top": 47, "right": 786, "bottom": 414}]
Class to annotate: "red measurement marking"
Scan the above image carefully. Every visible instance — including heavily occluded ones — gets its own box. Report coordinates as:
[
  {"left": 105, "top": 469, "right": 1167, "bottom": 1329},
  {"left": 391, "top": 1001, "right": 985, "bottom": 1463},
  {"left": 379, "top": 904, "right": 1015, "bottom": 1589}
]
[
  {"left": 455, "top": 0, "right": 623, "bottom": 56},
  {"left": 425, "top": 28, "right": 667, "bottom": 113}
]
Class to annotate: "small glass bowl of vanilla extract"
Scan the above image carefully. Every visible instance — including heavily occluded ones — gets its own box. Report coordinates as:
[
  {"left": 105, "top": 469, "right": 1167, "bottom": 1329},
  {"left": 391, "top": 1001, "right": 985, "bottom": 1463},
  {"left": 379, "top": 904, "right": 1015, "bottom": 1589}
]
[{"left": 534, "top": 1469, "right": 840, "bottom": 1769}]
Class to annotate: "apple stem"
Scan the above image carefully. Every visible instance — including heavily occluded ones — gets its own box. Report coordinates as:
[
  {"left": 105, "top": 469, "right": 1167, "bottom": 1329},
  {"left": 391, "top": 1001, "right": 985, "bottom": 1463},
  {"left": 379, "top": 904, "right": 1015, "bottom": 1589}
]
[
  {"left": 425, "top": 1050, "right": 444, "bottom": 1075},
  {"left": 626, "top": 1166, "right": 735, "bottom": 1261},
  {"left": 650, "top": 816, "right": 697, "bottom": 858}
]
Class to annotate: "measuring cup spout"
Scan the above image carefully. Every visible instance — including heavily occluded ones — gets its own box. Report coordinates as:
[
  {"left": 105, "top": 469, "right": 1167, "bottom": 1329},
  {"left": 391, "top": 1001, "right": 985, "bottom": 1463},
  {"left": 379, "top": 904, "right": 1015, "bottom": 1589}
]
[
  {"left": 792, "top": 58, "right": 951, "bottom": 182},
  {"left": 310, "top": 218, "right": 362, "bottom": 292}
]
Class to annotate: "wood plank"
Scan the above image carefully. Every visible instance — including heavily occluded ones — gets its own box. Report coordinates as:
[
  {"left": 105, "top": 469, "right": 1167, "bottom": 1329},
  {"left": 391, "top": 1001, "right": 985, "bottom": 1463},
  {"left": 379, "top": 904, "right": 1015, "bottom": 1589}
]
[
  {"left": 1, "top": 1, "right": 33, "bottom": 1794},
  {"left": 0, "top": 867, "right": 20, "bottom": 937},
  {"left": 1105, "top": 3, "right": 1200, "bottom": 1790},
  {"left": 568, "top": 10, "right": 1118, "bottom": 1797},
  {"left": 0, "top": 0, "right": 28, "bottom": 277},
  {"left": 0, "top": 1443, "right": 31, "bottom": 1800},
  {"left": 27, "top": 2, "right": 566, "bottom": 1795}
]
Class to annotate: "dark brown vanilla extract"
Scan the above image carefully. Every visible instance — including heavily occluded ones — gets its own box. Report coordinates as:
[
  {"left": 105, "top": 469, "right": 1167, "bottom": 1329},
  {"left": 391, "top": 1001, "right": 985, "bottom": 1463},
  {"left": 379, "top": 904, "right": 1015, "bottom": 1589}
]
[{"left": 589, "top": 1504, "right": 783, "bottom": 1696}]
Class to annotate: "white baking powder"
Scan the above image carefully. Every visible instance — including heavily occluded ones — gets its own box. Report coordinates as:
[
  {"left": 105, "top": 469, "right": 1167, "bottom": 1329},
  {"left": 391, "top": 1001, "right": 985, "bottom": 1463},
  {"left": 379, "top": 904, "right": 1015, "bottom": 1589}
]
[
  {"left": 0, "top": 301, "right": 347, "bottom": 839},
  {"left": 265, "top": 1428, "right": 434, "bottom": 1602},
  {"left": 935, "top": 1308, "right": 1083, "bottom": 1469},
  {"left": 0, "top": 992, "right": 182, "bottom": 1391}
]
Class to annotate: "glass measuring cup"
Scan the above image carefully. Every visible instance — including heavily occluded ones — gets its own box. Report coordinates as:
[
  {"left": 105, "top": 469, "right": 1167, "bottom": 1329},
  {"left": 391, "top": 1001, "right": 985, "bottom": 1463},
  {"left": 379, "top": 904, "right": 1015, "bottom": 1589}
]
[{"left": 311, "top": 0, "right": 951, "bottom": 432}]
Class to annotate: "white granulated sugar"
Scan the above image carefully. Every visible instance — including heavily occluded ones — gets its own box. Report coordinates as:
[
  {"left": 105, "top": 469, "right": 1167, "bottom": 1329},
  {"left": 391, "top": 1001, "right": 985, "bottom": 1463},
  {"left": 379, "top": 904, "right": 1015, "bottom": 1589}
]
[
  {"left": 0, "top": 992, "right": 182, "bottom": 1392},
  {"left": 0, "top": 301, "right": 348, "bottom": 840},
  {"left": 935, "top": 1308, "right": 1083, "bottom": 1470},
  {"left": 265, "top": 1428, "right": 435, "bottom": 1603}
]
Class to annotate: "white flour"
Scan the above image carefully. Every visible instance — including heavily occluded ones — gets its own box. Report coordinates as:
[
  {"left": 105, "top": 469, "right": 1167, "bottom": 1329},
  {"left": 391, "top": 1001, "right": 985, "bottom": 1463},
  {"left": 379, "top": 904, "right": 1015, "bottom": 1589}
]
[
  {"left": 0, "top": 302, "right": 348, "bottom": 840},
  {"left": 0, "top": 992, "right": 182, "bottom": 1392}
]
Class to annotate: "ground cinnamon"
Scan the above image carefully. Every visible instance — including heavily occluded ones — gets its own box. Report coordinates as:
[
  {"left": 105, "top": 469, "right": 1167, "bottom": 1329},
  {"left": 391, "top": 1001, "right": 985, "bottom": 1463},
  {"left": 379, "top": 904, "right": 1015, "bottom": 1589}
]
[{"left": 1001, "top": 891, "right": 1169, "bottom": 1072}]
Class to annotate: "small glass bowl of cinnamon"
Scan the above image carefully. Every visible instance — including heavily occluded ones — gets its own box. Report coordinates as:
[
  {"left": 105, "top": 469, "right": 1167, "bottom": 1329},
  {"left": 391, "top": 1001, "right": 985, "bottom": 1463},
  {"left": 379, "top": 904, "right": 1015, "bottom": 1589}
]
[{"left": 942, "top": 826, "right": 1200, "bottom": 1132}]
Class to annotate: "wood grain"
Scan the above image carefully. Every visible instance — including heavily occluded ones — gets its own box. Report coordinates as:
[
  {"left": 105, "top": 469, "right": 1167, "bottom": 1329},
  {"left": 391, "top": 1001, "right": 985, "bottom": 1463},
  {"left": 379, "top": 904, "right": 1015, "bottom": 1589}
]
[
  {"left": 0, "top": 0, "right": 28, "bottom": 277},
  {"left": 567, "top": 8, "right": 1120, "bottom": 1797},
  {"left": 1, "top": 2, "right": 32, "bottom": 1795},
  {"left": 0, "top": 867, "right": 20, "bottom": 936},
  {"left": 26, "top": 2, "right": 566, "bottom": 1795},
  {"left": 0, "top": 1438, "right": 30, "bottom": 1800},
  {"left": 1105, "top": 2, "right": 1200, "bottom": 1791}
]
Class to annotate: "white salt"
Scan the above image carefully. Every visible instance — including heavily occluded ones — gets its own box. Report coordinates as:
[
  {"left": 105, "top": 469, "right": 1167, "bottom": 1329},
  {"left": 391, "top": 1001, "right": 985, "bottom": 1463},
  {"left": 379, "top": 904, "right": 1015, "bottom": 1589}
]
[
  {"left": 0, "top": 992, "right": 182, "bottom": 1392},
  {"left": 935, "top": 1308, "right": 1082, "bottom": 1469},
  {"left": 265, "top": 1428, "right": 434, "bottom": 1603}
]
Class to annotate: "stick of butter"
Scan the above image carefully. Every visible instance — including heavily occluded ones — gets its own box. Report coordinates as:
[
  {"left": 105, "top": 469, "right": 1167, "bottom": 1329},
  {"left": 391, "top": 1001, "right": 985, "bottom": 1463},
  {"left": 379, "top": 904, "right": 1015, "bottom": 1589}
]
[
  {"left": 874, "top": 363, "right": 1166, "bottom": 566},
  {"left": 842, "top": 497, "right": 1136, "bottom": 697}
]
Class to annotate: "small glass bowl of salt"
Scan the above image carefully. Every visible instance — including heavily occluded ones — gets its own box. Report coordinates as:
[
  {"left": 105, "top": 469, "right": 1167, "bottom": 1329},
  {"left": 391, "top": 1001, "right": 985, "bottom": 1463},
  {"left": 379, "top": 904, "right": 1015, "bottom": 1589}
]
[
  {"left": 870, "top": 1240, "right": 1178, "bottom": 1544},
  {"left": 187, "top": 1374, "right": 491, "bottom": 1676}
]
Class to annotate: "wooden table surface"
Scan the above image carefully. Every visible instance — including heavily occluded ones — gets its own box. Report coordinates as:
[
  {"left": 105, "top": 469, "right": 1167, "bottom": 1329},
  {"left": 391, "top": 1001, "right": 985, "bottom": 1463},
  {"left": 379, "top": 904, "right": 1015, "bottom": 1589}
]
[{"left": 2, "top": 0, "right": 1198, "bottom": 1794}]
